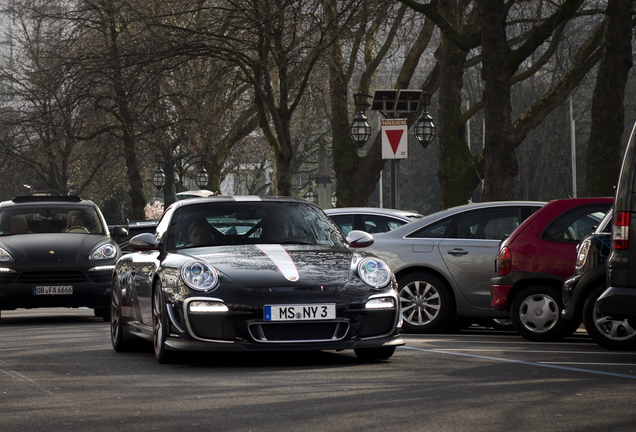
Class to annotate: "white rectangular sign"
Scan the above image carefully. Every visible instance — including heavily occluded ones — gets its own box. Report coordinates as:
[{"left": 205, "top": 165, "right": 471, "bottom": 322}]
[{"left": 382, "top": 119, "right": 408, "bottom": 159}]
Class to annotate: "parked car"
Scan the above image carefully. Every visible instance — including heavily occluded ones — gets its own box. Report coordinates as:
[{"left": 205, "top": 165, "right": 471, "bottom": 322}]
[
  {"left": 491, "top": 197, "right": 613, "bottom": 342},
  {"left": 0, "top": 196, "right": 125, "bottom": 321},
  {"left": 363, "top": 201, "right": 545, "bottom": 333},
  {"left": 561, "top": 209, "right": 636, "bottom": 349},
  {"left": 325, "top": 207, "right": 423, "bottom": 236},
  {"left": 597, "top": 121, "right": 636, "bottom": 330},
  {"left": 110, "top": 196, "right": 404, "bottom": 363}
]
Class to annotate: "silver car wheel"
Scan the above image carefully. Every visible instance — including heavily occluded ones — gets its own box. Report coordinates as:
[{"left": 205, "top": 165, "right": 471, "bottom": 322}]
[
  {"left": 400, "top": 280, "right": 441, "bottom": 326},
  {"left": 593, "top": 310, "right": 636, "bottom": 341},
  {"left": 518, "top": 293, "right": 559, "bottom": 333}
]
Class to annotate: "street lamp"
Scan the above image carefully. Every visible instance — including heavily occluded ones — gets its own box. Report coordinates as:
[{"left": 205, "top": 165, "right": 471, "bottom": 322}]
[
  {"left": 152, "top": 154, "right": 209, "bottom": 192},
  {"left": 347, "top": 89, "right": 436, "bottom": 210},
  {"left": 349, "top": 92, "right": 372, "bottom": 148},
  {"left": 152, "top": 167, "right": 166, "bottom": 191},
  {"left": 413, "top": 92, "right": 436, "bottom": 148}
]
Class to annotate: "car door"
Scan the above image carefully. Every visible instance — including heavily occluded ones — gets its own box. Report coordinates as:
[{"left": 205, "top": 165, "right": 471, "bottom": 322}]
[{"left": 439, "top": 207, "right": 525, "bottom": 309}]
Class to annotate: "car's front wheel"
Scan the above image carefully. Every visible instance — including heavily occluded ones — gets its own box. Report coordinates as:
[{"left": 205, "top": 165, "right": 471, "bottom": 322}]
[
  {"left": 511, "top": 285, "right": 578, "bottom": 342},
  {"left": 398, "top": 272, "right": 452, "bottom": 333},
  {"left": 354, "top": 346, "right": 396, "bottom": 361},
  {"left": 153, "top": 282, "right": 178, "bottom": 364},
  {"left": 583, "top": 285, "right": 636, "bottom": 350},
  {"left": 110, "top": 282, "right": 133, "bottom": 352}
]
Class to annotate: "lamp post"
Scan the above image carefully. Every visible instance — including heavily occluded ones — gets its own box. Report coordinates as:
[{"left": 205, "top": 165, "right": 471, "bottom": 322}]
[
  {"left": 152, "top": 154, "right": 209, "bottom": 193},
  {"left": 348, "top": 89, "right": 436, "bottom": 209}
]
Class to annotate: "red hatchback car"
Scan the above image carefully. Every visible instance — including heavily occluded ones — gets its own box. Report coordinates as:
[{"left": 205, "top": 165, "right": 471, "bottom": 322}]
[{"left": 490, "top": 197, "right": 613, "bottom": 342}]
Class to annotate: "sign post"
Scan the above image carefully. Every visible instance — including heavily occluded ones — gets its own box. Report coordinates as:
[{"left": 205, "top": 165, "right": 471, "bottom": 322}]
[{"left": 382, "top": 119, "right": 408, "bottom": 209}]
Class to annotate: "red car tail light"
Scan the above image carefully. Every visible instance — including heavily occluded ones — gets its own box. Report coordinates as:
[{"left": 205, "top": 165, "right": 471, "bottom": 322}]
[
  {"left": 497, "top": 246, "right": 511, "bottom": 276},
  {"left": 612, "top": 212, "right": 630, "bottom": 250}
]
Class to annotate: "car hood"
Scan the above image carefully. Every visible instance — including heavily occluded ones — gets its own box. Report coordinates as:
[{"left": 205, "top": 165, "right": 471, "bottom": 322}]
[
  {"left": 0, "top": 234, "right": 109, "bottom": 262},
  {"left": 180, "top": 245, "right": 355, "bottom": 287}
]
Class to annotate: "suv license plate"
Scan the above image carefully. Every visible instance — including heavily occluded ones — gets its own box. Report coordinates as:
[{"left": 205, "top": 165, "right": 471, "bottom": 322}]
[
  {"left": 33, "top": 286, "right": 73, "bottom": 295},
  {"left": 264, "top": 304, "right": 336, "bottom": 321}
]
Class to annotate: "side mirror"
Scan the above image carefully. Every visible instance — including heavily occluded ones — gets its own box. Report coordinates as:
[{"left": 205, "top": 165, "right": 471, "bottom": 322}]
[
  {"left": 129, "top": 233, "right": 159, "bottom": 251},
  {"left": 346, "top": 230, "right": 374, "bottom": 248},
  {"left": 111, "top": 226, "right": 128, "bottom": 238}
]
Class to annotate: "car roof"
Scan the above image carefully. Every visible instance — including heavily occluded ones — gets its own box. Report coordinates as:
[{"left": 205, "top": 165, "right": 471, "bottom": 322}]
[
  {"left": 169, "top": 195, "right": 315, "bottom": 210},
  {"left": 375, "top": 200, "right": 547, "bottom": 237},
  {"left": 0, "top": 196, "right": 96, "bottom": 209},
  {"left": 324, "top": 207, "right": 424, "bottom": 219}
]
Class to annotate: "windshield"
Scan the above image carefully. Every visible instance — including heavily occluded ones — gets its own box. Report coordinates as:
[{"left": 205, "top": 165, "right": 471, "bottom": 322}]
[
  {"left": 0, "top": 206, "right": 106, "bottom": 236},
  {"left": 167, "top": 201, "right": 346, "bottom": 250}
]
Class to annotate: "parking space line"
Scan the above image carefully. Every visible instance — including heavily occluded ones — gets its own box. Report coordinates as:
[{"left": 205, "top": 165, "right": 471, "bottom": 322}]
[
  {"left": 421, "top": 348, "right": 635, "bottom": 355},
  {"left": 539, "top": 362, "right": 636, "bottom": 366},
  {"left": 400, "top": 346, "right": 636, "bottom": 379}
]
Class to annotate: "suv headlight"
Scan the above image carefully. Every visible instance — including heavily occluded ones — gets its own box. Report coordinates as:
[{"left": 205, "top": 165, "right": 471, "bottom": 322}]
[
  {"left": 182, "top": 261, "right": 219, "bottom": 291},
  {"left": 0, "top": 247, "right": 13, "bottom": 262},
  {"left": 357, "top": 257, "right": 391, "bottom": 288},
  {"left": 91, "top": 243, "right": 117, "bottom": 260}
]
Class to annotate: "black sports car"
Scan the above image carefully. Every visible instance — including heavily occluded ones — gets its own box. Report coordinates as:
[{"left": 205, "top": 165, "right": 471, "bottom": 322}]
[
  {"left": 110, "top": 196, "right": 404, "bottom": 363},
  {"left": 0, "top": 196, "right": 125, "bottom": 321}
]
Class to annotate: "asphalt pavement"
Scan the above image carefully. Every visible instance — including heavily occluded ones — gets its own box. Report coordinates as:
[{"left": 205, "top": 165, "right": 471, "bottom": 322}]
[{"left": 2, "top": 308, "right": 636, "bottom": 432}]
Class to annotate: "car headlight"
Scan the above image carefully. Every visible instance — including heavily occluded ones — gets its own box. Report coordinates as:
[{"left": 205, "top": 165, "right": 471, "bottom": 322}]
[
  {"left": 0, "top": 247, "right": 13, "bottom": 262},
  {"left": 91, "top": 243, "right": 118, "bottom": 260},
  {"left": 575, "top": 239, "right": 591, "bottom": 269},
  {"left": 181, "top": 261, "right": 219, "bottom": 291},
  {"left": 357, "top": 257, "right": 391, "bottom": 288}
]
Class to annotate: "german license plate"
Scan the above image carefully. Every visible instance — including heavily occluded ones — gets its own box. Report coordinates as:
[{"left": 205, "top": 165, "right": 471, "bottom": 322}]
[
  {"left": 33, "top": 286, "right": 73, "bottom": 295},
  {"left": 264, "top": 304, "right": 336, "bottom": 321}
]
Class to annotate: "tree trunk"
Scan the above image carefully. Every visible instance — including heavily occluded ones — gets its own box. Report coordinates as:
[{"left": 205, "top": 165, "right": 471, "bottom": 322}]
[
  {"left": 325, "top": 0, "right": 385, "bottom": 207},
  {"left": 437, "top": 1, "right": 481, "bottom": 209},
  {"left": 478, "top": 0, "right": 518, "bottom": 202},
  {"left": 584, "top": 0, "right": 634, "bottom": 197}
]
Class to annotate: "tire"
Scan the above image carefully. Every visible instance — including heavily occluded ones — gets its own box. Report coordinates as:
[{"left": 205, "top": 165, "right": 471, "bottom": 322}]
[
  {"left": 511, "top": 285, "right": 575, "bottom": 342},
  {"left": 583, "top": 285, "right": 636, "bottom": 350},
  {"left": 398, "top": 272, "right": 452, "bottom": 334},
  {"left": 94, "top": 307, "right": 110, "bottom": 322},
  {"left": 488, "top": 318, "right": 514, "bottom": 331},
  {"left": 354, "top": 346, "right": 396, "bottom": 361},
  {"left": 153, "top": 282, "right": 178, "bottom": 364},
  {"left": 110, "top": 282, "right": 133, "bottom": 352}
]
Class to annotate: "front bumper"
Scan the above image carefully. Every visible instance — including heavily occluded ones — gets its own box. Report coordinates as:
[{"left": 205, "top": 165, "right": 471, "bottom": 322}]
[
  {"left": 164, "top": 332, "right": 405, "bottom": 352},
  {"left": 153, "top": 290, "right": 404, "bottom": 352},
  {"left": 561, "top": 274, "right": 582, "bottom": 319},
  {"left": 0, "top": 268, "right": 113, "bottom": 310}
]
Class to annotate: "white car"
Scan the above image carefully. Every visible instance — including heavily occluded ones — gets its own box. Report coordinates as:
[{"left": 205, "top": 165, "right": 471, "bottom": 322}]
[{"left": 325, "top": 207, "right": 423, "bottom": 235}]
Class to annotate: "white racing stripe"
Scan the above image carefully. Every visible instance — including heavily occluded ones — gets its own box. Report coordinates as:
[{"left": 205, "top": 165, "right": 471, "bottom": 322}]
[
  {"left": 232, "top": 195, "right": 262, "bottom": 201},
  {"left": 256, "top": 244, "right": 300, "bottom": 281}
]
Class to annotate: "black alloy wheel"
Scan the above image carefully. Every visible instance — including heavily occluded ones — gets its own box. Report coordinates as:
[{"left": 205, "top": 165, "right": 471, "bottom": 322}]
[
  {"left": 110, "top": 281, "right": 133, "bottom": 352},
  {"left": 153, "top": 282, "right": 178, "bottom": 364},
  {"left": 398, "top": 272, "right": 452, "bottom": 333},
  {"left": 583, "top": 285, "right": 636, "bottom": 350}
]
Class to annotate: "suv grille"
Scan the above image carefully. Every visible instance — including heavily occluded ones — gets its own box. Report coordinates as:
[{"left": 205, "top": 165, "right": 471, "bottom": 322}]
[{"left": 18, "top": 271, "right": 87, "bottom": 284}]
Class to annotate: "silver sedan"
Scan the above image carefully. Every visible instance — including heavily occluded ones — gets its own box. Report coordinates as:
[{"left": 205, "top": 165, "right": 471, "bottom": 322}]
[{"left": 364, "top": 201, "right": 545, "bottom": 333}]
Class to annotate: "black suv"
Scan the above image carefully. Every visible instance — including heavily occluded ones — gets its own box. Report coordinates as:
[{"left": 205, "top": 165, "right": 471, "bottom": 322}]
[
  {"left": 561, "top": 209, "right": 636, "bottom": 349},
  {"left": 0, "top": 196, "right": 126, "bottom": 321},
  {"left": 597, "top": 122, "right": 636, "bottom": 333}
]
